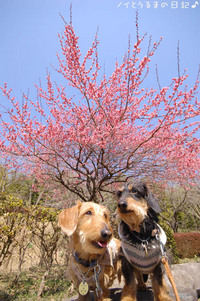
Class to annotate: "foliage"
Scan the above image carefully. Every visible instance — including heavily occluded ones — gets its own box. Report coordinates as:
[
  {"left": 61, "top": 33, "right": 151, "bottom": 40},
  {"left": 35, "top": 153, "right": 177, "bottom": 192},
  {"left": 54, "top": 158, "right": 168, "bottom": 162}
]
[
  {"left": 0, "top": 266, "right": 72, "bottom": 301},
  {"left": 0, "top": 164, "right": 72, "bottom": 206},
  {"left": 151, "top": 182, "right": 200, "bottom": 232},
  {"left": 173, "top": 232, "right": 200, "bottom": 258},
  {"left": 0, "top": 16, "right": 199, "bottom": 203},
  {"left": 28, "top": 205, "right": 61, "bottom": 270},
  {"left": 0, "top": 193, "right": 27, "bottom": 267},
  {"left": 0, "top": 193, "right": 67, "bottom": 297},
  {"left": 159, "top": 219, "right": 179, "bottom": 263}
]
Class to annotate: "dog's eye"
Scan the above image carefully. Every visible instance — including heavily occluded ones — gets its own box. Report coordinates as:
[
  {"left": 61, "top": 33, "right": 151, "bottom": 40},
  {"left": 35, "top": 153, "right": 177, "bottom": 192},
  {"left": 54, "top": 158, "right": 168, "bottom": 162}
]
[
  {"left": 85, "top": 210, "right": 92, "bottom": 215},
  {"left": 116, "top": 191, "right": 122, "bottom": 198},
  {"left": 104, "top": 213, "right": 108, "bottom": 219},
  {"left": 131, "top": 187, "right": 142, "bottom": 199},
  {"left": 131, "top": 187, "right": 138, "bottom": 193}
]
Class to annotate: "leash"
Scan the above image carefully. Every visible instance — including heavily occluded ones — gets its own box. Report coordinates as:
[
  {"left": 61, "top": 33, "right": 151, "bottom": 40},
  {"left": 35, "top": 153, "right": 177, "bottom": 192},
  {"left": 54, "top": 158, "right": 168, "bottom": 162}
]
[
  {"left": 93, "top": 264, "right": 103, "bottom": 297},
  {"left": 159, "top": 233, "right": 180, "bottom": 301},
  {"left": 161, "top": 256, "right": 180, "bottom": 301}
]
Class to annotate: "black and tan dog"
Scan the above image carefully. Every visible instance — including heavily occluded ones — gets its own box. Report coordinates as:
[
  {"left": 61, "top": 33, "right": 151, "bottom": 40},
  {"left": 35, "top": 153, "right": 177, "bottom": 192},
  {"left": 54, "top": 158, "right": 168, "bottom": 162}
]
[
  {"left": 58, "top": 201, "right": 121, "bottom": 300},
  {"left": 116, "top": 181, "right": 172, "bottom": 301}
]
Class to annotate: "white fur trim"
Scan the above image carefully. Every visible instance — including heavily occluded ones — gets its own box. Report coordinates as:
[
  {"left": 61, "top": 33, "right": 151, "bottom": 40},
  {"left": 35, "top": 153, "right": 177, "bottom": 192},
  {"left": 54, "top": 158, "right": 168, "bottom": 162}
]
[
  {"left": 156, "top": 223, "right": 167, "bottom": 245},
  {"left": 106, "top": 238, "right": 118, "bottom": 267}
]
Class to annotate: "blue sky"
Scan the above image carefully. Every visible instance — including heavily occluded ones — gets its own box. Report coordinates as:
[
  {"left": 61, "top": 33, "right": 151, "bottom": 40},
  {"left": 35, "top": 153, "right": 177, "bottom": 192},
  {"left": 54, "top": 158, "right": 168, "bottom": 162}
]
[{"left": 0, "top": 0, "right": 199, "bottom": 102}]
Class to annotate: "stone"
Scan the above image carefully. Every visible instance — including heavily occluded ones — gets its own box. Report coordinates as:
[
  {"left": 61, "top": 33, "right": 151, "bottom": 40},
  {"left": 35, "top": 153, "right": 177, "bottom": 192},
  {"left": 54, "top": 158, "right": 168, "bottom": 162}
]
[
  {"left": 171, "top": 262, "right": 200, "bottom": 290},
  {"left": 164, "top": 263, "right": 199, "bottom": 301}
]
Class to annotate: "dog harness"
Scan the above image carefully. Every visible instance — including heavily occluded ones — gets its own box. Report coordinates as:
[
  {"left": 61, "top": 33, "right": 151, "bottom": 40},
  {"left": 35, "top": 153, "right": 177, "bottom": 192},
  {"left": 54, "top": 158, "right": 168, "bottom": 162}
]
[{"left": 119, "top": 221, "right": 167, "bottom": 273}]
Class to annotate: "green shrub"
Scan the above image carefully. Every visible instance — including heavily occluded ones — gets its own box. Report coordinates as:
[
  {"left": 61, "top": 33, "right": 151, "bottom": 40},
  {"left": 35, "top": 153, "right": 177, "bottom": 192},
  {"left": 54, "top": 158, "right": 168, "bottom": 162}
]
[
  {"left": 0, "top": 193, "right": 66, "bottom": 298},
  {"left": 159, "top": 220, "right": 179, "bottom": 263},
  {"left": 0, "top": 193, "right": 28, "bottom": 266}
]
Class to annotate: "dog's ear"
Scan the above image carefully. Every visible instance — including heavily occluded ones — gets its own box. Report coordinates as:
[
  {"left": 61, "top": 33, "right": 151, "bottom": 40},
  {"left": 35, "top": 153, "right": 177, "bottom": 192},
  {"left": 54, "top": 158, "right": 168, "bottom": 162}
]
[
  {"left": 146, "top": 190, "right": 162, "bottom": 214},
  {"left": 58, "top": 201, "right": 82, "bottom": 236}
]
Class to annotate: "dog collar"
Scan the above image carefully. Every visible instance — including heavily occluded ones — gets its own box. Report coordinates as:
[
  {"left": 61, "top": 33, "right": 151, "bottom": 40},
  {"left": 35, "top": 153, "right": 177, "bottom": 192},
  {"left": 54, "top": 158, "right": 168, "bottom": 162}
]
[{"left": 73, "top": 251, "right": 98, "bottom": 268}]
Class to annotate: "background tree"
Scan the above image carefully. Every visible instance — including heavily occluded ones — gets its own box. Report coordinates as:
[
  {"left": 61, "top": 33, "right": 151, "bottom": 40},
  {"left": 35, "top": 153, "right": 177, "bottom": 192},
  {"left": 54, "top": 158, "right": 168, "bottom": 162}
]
[
  {"left": 0, "top": 162, "right": 72, "bottom": 207},
  {"left": 152, "top": 182, "right": 200, "bottom": 232},
  {"left": 0, "top": 16, "right": 199, "bottom": 203}
]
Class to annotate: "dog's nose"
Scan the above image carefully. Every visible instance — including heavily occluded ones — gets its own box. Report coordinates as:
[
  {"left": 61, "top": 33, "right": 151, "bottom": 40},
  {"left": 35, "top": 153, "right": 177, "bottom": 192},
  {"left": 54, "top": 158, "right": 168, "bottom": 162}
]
[
  {"left": 101, "top": 228, "right": 112, "bottom": 240},
  {"left": 118, "top": 200, "right": 128, "bottom": 212}
]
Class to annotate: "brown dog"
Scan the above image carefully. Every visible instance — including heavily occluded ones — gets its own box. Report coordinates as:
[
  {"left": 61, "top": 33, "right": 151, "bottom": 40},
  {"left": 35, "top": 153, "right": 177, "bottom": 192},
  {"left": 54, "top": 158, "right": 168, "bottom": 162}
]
[
  {"left": 58, "top": 201, "right": 121, "bottom": 301},
  {"left": 116, "top": 182, "right": 172, "bottom": 301}
]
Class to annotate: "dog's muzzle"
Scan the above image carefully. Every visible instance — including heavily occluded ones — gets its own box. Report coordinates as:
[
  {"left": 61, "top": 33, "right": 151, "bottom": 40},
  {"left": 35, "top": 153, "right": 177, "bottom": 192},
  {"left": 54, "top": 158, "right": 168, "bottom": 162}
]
[
  {"left": 118, "top": 200, "right": 128, "bottom": 213},
  {"left": 101, "top": 228, "right": 112, "bottom": 240}
]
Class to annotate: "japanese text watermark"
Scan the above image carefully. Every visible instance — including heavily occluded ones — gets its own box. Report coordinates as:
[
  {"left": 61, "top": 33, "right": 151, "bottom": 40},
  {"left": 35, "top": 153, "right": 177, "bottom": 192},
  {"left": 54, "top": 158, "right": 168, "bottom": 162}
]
[{"left": 117, "top": 0, "right": 199, "bottom": 9}]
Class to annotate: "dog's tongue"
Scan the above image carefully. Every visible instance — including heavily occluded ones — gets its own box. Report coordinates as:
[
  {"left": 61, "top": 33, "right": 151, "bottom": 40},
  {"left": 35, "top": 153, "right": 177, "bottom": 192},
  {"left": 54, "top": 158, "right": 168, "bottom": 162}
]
[{"left": 97, "top": 241, "right": 108, "bottom": 248}]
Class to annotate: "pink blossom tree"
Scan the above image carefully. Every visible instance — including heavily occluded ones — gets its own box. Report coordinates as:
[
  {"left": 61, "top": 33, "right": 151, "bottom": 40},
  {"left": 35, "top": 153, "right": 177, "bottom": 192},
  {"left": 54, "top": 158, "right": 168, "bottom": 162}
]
[{"left": 0, "top": 17, "right": 199, "bottom": 203}]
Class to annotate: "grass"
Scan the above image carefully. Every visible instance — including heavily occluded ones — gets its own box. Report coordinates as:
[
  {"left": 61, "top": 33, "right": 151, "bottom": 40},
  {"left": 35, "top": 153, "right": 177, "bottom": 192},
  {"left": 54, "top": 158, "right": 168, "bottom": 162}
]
[
  {"left": 178, "top": 255, "right": 200, "bottom": 264},
  {"left": 0, "top": 265, "right": 74, "bottom": 301}
]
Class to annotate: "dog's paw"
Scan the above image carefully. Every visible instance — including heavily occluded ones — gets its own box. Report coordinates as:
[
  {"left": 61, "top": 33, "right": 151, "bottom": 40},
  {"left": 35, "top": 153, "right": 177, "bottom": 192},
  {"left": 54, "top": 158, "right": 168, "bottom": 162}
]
[
  {"left": 155, "top": 293, "right": 173, "bottom": 301},
  {"left": 121, "top": 297, "right": 137, "bottom": 301},
  {"left": 121, "top": 292, "right": 137, "bottom": 301}
]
